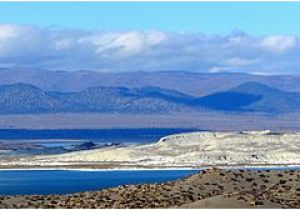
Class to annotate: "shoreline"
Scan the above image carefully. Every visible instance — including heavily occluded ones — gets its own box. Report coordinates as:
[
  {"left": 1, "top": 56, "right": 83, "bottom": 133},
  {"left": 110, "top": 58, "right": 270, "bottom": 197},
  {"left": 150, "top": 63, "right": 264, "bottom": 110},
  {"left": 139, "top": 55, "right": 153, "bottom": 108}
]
[
  {"left": 0, "top": 167, "right": 198, "bottom": 171},
  {"left": 0, "top": 164, "right": 300, "bottom": 171},
  {"left": 0, "top": 167, "right": 299, "bottom": 208}
]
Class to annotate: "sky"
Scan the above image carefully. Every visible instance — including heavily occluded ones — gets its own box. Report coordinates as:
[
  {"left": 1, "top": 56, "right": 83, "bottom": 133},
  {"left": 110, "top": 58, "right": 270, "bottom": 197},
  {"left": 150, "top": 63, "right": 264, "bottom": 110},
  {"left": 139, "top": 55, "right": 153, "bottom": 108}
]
[{"left": 0, "top": 2, "right": 300, "bottom": 74}]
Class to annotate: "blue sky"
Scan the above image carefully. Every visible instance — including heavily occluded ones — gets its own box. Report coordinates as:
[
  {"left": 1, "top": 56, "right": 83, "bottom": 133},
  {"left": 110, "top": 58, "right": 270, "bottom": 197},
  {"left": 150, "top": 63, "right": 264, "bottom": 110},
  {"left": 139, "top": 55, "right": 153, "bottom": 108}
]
[
  {"left": 0, "top": 2, "right": 299, "bottom": 35},
  {"left": 0, "top": 2, "right": 300, "bottom": 74}
]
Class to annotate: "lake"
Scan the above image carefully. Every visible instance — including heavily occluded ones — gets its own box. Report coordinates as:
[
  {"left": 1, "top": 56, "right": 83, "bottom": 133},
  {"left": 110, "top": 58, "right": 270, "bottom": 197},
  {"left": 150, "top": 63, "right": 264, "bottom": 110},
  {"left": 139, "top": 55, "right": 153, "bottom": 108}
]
[
  {"left": 0, "top": 170, "right": 199, "bottom": 195},
  {"left": 0, "top": 128, "right": 196, "bottom": 143},
  {"left": 0, "top": 128, "right": 197, "bottom": 157},
  {"left": 0, "top": 129, "right": 198, "bottom": 196}
]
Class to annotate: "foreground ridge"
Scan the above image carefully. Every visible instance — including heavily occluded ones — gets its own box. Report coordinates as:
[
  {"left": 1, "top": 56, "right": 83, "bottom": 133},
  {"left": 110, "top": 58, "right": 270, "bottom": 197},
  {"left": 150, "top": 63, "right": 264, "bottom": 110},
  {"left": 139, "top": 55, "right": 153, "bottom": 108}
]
[{"left": 0, "top": 168, "right": 299, "bottom": 208}]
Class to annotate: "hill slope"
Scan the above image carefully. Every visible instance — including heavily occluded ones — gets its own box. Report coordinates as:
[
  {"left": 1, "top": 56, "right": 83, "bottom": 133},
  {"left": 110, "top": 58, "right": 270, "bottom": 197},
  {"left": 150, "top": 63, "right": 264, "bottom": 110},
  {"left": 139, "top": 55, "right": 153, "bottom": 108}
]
[
  {"left": 194, "top": 82, "right": 300, "bottom": 113},
  {"left": 0, "top": 84, "right": 192, "bottom": 114},
  {"left": 0, "top": 82, "right": 299, "bottom": 114},
  {"left": 1, "top": 68, "right": 300, "bottom": 96},
  {"left": 0, "top": 84, "right": 72, "bottom": 114},
  {"left": 232, "top": 82, "right": 300, "bottom": 113}
]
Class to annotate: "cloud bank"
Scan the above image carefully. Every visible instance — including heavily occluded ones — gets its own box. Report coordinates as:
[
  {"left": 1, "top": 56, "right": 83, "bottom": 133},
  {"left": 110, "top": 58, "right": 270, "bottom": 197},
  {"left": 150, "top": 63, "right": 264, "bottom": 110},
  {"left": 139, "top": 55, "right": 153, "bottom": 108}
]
[{"left": 0, "top": 24, "right": 299, "bottom": 74}]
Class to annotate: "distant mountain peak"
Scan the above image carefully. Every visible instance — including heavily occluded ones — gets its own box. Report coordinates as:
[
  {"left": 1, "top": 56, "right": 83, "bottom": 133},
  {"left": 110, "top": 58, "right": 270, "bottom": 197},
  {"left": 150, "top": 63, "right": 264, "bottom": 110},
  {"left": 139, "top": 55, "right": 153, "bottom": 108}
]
[
  {"left": 0, "top": 83, "right": 43, "bottom": 91},
  {"left": 0, "top": 79, "right": 299, "bottom": 114},
  {"left": 231, "top": 81, "right": 281, "bottom": 95},
  {"left": 0, "top": 67, "right": 299, "bottom": 97}
]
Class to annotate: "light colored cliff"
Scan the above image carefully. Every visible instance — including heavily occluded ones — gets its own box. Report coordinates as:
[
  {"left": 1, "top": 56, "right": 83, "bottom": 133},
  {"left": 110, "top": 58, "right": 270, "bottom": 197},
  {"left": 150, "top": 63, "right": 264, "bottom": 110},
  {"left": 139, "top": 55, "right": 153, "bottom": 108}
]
[{"left": 7, "top": 130, "right": 300, "bottom": 167}]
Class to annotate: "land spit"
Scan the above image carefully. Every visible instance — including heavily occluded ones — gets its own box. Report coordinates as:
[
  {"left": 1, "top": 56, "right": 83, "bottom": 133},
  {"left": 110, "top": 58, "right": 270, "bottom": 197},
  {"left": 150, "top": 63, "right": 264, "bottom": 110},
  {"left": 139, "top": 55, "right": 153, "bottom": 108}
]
[
  {"left": 0, "top": 168, "right": 299, "bottom": 208},
  {"left": 3, "top": 130, "right": 300, "bottom": 168}
]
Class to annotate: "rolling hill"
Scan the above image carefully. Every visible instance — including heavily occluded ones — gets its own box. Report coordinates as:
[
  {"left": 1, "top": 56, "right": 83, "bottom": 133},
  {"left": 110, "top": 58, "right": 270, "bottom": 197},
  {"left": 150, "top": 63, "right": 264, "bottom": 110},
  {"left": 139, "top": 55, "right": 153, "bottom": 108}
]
[
  {"left": 0, "top": 82, "right": 299, "bottom": 114},
  {"left": 0, "top": 83, "right": 192, "bottom": 114},
  {"left": 0, "top": 84, "right": 72, "bottom": 114},
  {"left": 1, "top": 68, "right": 300, "bottom": 96},
  {"left": 195, "top": 82, "right": 300, "bottom": 113},
  {"left": 231, "top": 82, "right": 300, "bottom": 113}
]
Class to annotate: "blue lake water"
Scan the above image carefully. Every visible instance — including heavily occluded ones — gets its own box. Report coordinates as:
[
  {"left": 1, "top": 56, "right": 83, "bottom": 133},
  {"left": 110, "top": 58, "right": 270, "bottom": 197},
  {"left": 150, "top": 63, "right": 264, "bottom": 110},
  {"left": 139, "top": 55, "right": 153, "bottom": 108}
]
[
  {"left": 0, "top": 170, "right": 199, "bottom": 195},
  {"left": 0, "top": 128, "right": 198, "bottom": 157},
  {"left": 0, "top": 128, "right": 196, "bottom": 143}
]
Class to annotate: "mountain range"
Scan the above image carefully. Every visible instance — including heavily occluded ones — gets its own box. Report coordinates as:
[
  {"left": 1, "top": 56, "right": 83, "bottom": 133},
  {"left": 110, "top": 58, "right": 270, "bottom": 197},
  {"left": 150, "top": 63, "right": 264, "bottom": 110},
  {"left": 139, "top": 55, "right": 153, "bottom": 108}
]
[
  {"left": 1, "top": 67, "right": 300, "bottom": 96},
  {"left": 0, "top": 81, "right": 299, "bottom": 114}
]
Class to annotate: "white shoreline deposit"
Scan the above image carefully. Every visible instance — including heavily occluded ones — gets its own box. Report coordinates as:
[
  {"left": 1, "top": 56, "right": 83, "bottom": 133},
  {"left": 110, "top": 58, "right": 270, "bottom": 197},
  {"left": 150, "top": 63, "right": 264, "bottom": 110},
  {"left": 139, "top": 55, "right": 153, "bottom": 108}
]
[{"left": 3, "top": 130, "right": 300, "bottom": 168}]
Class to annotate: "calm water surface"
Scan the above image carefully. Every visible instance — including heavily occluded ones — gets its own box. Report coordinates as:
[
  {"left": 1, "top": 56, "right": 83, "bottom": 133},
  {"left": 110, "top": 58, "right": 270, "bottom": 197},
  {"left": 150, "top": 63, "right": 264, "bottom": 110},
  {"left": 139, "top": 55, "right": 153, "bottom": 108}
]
[
  {"left": 0, "top": 128, "right": 198, "bottom": 156},
  {"left": 0, "top": 170, "right": 199, "bottom": 195},
  {"left": 0, "top": 128, "right": 196, "bottom": 143}
]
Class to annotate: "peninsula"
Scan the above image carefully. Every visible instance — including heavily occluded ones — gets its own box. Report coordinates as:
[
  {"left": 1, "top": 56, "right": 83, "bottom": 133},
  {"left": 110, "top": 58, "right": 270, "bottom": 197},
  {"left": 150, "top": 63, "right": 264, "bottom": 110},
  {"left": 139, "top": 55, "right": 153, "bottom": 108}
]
[{"left": 2, "top": 130, "right": 300, "bottom": 169}]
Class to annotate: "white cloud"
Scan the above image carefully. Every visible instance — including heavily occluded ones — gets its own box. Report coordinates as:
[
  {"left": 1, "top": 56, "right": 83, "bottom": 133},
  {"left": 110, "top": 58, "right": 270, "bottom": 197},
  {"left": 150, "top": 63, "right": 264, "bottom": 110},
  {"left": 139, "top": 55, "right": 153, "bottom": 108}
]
[
  {"left": 0, "top": 24, "right": 17, "bottom": 40},
  {"left": 224, "top": 57, "right": 261, "bottom": 67},
  {"left": 54, "top": 39, "right": 73, "bottom": 50},
  {"left": 0, "top": 24, "right": 18, "bottom": 52},
  {"left": 0, "top": 24, "right": 300, "bottom": 74},
  {"left": 261, "top": 35, "right": 297, "bottom": 53},
  {"left": 79, "top": 31, "right": 167, "bottom": 58},
  {"left": 208, "top": 66, "right": 230, "bottom": 73}
]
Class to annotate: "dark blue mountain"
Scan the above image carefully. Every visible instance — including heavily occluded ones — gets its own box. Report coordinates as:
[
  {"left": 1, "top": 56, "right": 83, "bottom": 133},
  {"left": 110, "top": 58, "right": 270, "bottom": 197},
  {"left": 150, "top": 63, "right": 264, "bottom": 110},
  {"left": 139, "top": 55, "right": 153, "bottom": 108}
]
[
  {"left": 231, "top": 82, "right": 300, "bottom": 113},
  {"left": 0, "top": 84, "right": 191, "bottom": 114},
  {"left": 194, "top": 82, "right": 300, "bottom": 113},
  {"left": 0, "top": 83, "right": 73, "bottom": 114},
  {"left": 2, "top": 68, "right": 300, "bottom": 97},
  {"left": 193, "top": 92, "right": 261, "bottom": 111},
  {"left": 0, "top": 82, "right": 299, "bottom": 114}
]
